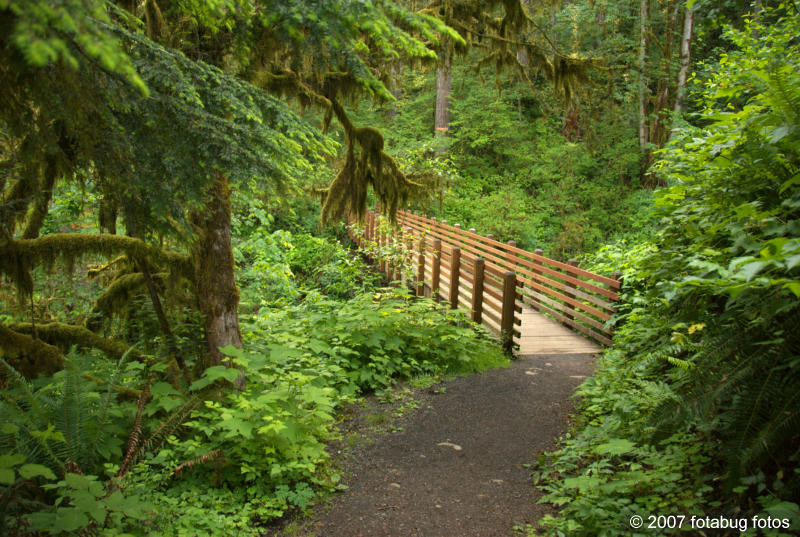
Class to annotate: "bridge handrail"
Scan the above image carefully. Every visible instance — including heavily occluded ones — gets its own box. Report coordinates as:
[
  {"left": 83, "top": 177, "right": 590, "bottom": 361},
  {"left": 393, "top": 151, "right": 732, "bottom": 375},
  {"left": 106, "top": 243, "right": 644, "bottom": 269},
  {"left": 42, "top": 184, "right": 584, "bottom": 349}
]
[{"left": 350, "top": 209, "right": 621, "bottom": 350}]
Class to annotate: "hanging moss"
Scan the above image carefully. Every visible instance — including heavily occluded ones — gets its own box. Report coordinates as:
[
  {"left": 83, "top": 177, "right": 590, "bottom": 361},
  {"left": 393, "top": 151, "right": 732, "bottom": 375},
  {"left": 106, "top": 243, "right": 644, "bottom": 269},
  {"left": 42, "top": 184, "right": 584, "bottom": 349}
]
[
  {"left": 0, "top": 324, "right": 64, "bottom": 378},
  {"left": 8, "top": 322, "right": 145, "bottom": 363},
  {"left": 87, "top": 272, "right": 145, "bottom": 331},
  {"left": 98, "top": 196, "right": 118, "bottom": 235},
  {"left": 0, "top": 175, "right": 35, "bottom": 236},
  {"left": 320, "top": 99, "right": 422, "bottom": 226}
]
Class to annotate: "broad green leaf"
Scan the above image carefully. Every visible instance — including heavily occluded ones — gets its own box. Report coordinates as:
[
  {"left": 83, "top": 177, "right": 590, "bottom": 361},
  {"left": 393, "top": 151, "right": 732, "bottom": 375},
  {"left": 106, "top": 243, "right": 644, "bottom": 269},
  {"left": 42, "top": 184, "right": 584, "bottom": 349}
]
[
  {"left": 19, "top": 464, "right": 56, "bottom": 480},
  {"left": 595, "top": 438, "right": 636, "bottom": 455}
]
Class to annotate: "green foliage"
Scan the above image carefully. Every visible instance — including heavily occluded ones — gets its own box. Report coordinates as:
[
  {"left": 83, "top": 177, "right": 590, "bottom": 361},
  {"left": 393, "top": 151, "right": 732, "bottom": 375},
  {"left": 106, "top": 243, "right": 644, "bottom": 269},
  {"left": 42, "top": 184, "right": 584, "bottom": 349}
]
[
  {"left": 233, "top": 224, "right": 380, "bottom": 310},
  {"left": 533, "top": 7, "right": 800, "bottom": 536},
  {"left": 246, "top": 289, "right": 506, "bottom": 392},
  {"left": 1, "top": 0, "right": 147, "bottom": 93},
  {"left": 26, "top": 473, "right": 151, "bottom": 536},
  {"left": 0, "top": 351, "right": 157, "bottom": 536},
  {"left": 351, "top": 59, "right": 651, "bottom": 258}
]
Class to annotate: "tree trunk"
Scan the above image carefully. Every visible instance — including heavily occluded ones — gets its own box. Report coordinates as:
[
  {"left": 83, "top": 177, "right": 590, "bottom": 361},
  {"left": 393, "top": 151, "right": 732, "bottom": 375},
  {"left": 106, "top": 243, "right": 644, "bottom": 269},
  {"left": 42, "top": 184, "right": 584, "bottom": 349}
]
[
  {"left": 673, "top": 5, "right": 694, "bottom": 114},
  {"left": 637, "top": 0, "right": 650, "bottom": 163},
  {"left": 191, "top": 171, "right": 244, "bottom": 387},
  {"left": 21, "top": 154, "right": 57, "bottom": 239},
  {"left": 434, "top": 46, "right": 452, "bottom": 156},
  {"left": 387, "top": 64, "right": 402, "bottom": 120}
]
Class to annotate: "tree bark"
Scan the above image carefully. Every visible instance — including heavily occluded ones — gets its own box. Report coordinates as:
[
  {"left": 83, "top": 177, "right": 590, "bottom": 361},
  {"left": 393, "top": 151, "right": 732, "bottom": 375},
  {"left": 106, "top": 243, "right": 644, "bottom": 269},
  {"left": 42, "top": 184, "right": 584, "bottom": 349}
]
[
  {"left": 387, "top": 64, "right": 402, "bottom": 120},
  {"left": 637, "top": 0, "right": 650, "bottom": 161},
  {"left": 674, "top": 5, "right": 694, "bottom": 114},
  {"left": 434, "top": 46, "right": 452, "bottom": 156},
  {"left": 190, "top": 171, "right": 244, "bottom": 387}
]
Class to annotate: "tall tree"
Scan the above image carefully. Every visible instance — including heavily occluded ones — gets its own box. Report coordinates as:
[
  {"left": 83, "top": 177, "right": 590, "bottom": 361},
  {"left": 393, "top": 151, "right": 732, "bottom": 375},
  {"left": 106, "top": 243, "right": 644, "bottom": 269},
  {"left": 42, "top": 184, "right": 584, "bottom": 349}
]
[
  {"left": 435, "top": 45, "right": 452, "bottom": 155},
  {"left": 674, "top": 3, "right": 695, "bottom": 114},
  {"left": 638, "top": 0, "right": 650, "bottom": 172}
]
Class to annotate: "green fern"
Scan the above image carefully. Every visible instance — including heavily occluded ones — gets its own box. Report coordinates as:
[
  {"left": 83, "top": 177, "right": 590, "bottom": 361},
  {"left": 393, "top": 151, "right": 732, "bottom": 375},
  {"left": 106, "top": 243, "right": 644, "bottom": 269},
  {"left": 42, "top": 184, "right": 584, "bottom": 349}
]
[{"left": 648, "top": 308, "right": 800, "bottom": 494}]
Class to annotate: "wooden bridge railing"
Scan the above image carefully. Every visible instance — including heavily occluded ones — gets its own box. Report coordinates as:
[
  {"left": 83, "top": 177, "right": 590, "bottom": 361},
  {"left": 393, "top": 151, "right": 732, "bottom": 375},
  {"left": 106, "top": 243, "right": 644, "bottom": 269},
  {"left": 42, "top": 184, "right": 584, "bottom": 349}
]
[{"left": 349, "top": 209, "right": 621, "bottom": 352}]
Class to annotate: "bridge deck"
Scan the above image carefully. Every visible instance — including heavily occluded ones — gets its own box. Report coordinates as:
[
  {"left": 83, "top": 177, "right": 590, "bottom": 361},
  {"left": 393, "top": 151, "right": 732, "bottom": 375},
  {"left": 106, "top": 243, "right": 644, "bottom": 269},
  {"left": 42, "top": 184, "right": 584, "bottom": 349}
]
[
  {"left": 435, "top": 268, "right": 601, "bottom": 356},
  {"left": 514, "top": 304, "right": 601, "bottom": 355}
]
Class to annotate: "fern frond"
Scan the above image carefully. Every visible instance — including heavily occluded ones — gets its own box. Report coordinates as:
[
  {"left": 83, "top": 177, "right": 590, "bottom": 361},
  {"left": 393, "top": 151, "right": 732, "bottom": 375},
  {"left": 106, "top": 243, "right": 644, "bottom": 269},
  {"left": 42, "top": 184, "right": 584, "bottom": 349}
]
[
  {"left": 119, "top": 376, "right": 152, "bottom": 476},
  {"left": 172, "top": 449, "right": 224, "bottom": 477},
  {"left": 90, "top": 349, "right": 131, "bottom": 451},
  {"left": 118, "top": 388, "right": 206, "bottom": 477}
]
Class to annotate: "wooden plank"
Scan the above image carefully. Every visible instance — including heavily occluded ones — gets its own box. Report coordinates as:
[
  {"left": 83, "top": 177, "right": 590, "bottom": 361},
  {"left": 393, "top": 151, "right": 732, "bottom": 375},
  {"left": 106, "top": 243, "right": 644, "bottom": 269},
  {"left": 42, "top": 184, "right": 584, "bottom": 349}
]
[
  {"left": 526, "top": 301, "right": 613, "bottom": 346},
  {"left": 520, "top": 290, "right": 608, "bottom": 331},
  {"left": 516, "top": 276, "right": 612, "bottom": 322},
  {"left": 483, "top": 307, "right": 502, "bottom": 327},
  {"left": 483, "top": 284, "right": 503, "bottom": 305},
  {"left": 524, "top": 289, "right": 611, "bottom": 330}
]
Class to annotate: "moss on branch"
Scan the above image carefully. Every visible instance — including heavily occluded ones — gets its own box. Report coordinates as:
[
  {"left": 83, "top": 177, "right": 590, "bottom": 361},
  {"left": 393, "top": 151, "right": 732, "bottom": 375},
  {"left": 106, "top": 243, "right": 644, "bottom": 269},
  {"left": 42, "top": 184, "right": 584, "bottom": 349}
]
[
  {"left": 0, "top": 233, "right": 192, "bottom": 296},
  {"left": 8, "top": 322, "right": 145, "bottom": 363},
  {"left": 0, "top": 324, "right": 64, "bottom": 378},
  {"left": 320, "top": 99, "right": 422, "bottom": 225}
]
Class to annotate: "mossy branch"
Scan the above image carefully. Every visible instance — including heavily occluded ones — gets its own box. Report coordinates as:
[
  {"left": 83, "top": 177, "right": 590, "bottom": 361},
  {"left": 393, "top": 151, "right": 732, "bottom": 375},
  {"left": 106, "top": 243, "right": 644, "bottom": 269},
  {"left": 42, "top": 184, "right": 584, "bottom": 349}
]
[
  {"left": 0, "top": 233, "right": 192, "bottom": 296},
  {"left": 86, "top": 272, "right": 170, "bottom": 332},
  {"left": 7, "top": 322, "right": 145, "bottom": 363},
  {"left": 0, "top": 324, "right": 64, "bottom": 378}
]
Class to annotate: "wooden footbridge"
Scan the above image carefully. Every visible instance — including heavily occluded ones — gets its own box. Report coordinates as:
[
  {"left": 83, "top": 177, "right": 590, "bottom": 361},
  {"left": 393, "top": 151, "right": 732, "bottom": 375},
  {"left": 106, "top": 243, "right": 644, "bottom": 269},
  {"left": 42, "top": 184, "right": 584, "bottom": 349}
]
[{"left": 350, "top": 209, "right": 622, "bottom": 356}]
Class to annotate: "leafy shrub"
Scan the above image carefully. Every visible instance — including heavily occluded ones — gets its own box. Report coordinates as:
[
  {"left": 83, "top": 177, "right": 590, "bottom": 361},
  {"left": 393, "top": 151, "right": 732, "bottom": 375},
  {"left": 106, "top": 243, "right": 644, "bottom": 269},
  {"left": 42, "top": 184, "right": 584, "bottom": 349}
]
[
  {"left": 287, "top": 233, "right": 381, "bottom": 299},
  {"left": 0, "top": 352, "right": 157, "bottom": 536}
]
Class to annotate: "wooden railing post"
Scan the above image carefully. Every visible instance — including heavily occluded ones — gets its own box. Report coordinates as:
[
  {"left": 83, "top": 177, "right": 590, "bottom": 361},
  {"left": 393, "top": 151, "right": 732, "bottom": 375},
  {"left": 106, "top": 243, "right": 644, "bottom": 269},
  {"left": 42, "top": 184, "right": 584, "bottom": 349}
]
[
  {"left": 501, "top": 271, "right": 517, "bottom": 355},
  {"left": 565, "top": 258, "right": 579, "bottom": 320},
  {"left": 378, "top": 218, "right": 386, "bottom": 274},
  {"left": 471, "top": 257, "right": 485, "bottom": 323},
  {"left": 403, "top": 227, "right": 413, "bottom": 287},
  {"left": 450, "top": 247, "right": 461, "bottom": 309},
  {"left": 431, "top": 238, "right": 442, "bottom": 300},
  {"left": 392, "top": 228, "right": 402, "bottom": 282},
  {"left": 531, "top": 248, "right": 543, "bottom": 301},
  {"left": 416, "top": 235, "right": 426, "bottom": 296},
  {"left": 506, "top": 240, "right": 516, "bottom": 268}
]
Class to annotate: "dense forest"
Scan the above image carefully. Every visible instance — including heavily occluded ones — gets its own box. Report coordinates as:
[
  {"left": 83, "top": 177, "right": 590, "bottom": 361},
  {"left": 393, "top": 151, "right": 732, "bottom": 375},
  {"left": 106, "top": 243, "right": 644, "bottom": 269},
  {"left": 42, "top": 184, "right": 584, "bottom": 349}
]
[{"left": 1, "top": 0, "right": 798, "bottom": 536}]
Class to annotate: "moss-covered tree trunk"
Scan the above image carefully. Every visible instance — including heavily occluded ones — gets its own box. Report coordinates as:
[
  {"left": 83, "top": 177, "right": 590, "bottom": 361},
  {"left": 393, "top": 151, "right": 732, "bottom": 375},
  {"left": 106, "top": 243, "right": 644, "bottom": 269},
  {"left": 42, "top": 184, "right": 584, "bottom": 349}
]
[
  {"left": 191, "top": 171, "right": 244, "bottom": 386},
  {"left": 21, "top": 154, "right": 57, "bottom": 240}
]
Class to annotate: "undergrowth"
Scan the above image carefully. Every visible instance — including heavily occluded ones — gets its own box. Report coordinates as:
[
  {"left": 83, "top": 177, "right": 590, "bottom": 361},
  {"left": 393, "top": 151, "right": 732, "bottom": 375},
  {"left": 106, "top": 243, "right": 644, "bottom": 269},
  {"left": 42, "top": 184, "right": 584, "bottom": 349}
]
[{"left": 1, "top": 221, "right": 507, "bottom": 536}]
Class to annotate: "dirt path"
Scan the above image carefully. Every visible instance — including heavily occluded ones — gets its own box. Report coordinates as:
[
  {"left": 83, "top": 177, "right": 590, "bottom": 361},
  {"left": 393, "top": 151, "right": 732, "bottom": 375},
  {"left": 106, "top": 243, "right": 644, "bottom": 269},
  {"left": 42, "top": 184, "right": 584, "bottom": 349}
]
[{"left": 280, "top": 353, "right": 594, "bottom": 537}]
